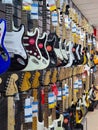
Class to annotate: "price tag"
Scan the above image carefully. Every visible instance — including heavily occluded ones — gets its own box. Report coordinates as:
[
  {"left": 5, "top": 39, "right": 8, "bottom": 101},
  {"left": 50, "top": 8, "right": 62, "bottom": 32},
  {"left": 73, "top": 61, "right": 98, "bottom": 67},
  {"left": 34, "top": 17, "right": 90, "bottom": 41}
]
[
  {"left": 65, "top": 84, "right": 69, "bottom": 96},
  {"left": 31, "top": 2, "right": 38, "bottom": 20},
  {"left": 32, "top": 101, "right": 38, "bottom": 117},
  {"left": 78, "top": 79, "right": 82, "bottom": 88},
  {"left": 68, "top": 18, "right": 71, "bottom": 29},
  {"left": 73, "top": 80, "right": 78, "bottom": 89},
  {"left": 48, "top": 92, "right": 55, "bottom": 108},
  {"left": 72, "top": 22, "right": 76, "bottom": 33},
  {"left": 24, "top": 98, "right": 32, "bottom": 123},
  {"left": 2, "top": 0, "right": 13, "bottom": 4},
  {"left": 52, "top": 11, "right": 58, "bottom": 26},
  {"left": 57, "top": 88, "right": 62, "bottom": 100}
]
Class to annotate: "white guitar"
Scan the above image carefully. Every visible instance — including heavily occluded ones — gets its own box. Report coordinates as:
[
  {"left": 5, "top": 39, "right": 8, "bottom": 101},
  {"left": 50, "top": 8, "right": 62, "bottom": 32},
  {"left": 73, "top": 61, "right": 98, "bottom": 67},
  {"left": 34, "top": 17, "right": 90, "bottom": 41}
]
[
  {"left": 37, "top": 114, "right": 63, "bottom": 130},
  {"left": 60, "top": 40, "right": 69, "bottom": 61},
  {"left": 4, "top": 4, "right": 28, "bottom": 71},
  {"left": 23, "top": 28, "right": 50, "bottom": 71},
  {"left": 54, "top": 38, "right": 65, "bottom": 62},
  {"left": 53, "top": 114, "right": 64, "bottom": 130},
  {"left": 64, "top": 41, "right": 75, "bottom": 67}
]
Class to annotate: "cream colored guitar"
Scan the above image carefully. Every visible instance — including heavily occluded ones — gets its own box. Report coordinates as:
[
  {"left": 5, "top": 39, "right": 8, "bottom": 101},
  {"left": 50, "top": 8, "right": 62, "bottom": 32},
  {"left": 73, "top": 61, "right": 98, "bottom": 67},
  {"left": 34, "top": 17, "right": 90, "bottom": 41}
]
[{"left": 5, "top": 73, "right": 19, "bottom": 130}]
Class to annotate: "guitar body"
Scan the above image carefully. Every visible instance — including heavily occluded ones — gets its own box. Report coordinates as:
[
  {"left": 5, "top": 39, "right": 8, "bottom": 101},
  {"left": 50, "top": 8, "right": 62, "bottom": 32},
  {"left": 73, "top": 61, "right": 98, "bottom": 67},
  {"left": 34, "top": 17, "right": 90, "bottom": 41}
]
[
  {"left": 48, "top": 32, "right": 66, "bottom": 67},
  {"left": 54, "top": 114, "right": 64, "bottom": 130},
  {"left": 23, "top": 28, "right": 49, "bottom": 71},
  {"left": 72, "top": 43, "right": 79, "bottom": 65},
  {"left": 46, "top": 36, "right": 57, "bottom": 68},
  {"left": 61, "top": 40, "right": 69, "bottom": 62},
  {"left": 0, "top": 19, "right": 10, "bottom": 74},
  {"left": 37, "top": 120, "right": 44, "bottom": 130},
  {"left": 78, "top": 44, "right": 84, "bottom": 64},
  {"left": 64, "top": 41, "right": 74, "bottom": 67},
  {"left": 36, "top": 32, "right": 50, "bottom": 69},
  {"left": 4, "top": 24, "right": 28, "bottom": 71}
]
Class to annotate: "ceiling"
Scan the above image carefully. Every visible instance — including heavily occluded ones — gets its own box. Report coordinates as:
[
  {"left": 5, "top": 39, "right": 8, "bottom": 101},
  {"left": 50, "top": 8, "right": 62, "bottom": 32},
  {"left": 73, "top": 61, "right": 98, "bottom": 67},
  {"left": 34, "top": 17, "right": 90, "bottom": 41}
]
[{"left": 73, "top": 0, "right": 98, "bottom": 29}]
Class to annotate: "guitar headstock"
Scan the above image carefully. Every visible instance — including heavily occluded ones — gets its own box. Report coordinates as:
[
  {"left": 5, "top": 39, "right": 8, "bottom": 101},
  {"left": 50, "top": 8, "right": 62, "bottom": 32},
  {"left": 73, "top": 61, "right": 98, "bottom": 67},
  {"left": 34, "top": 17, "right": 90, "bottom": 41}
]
[
  {"left": 44, "top": 70, "right": 51, "bottom": 86},
  {"left": 31, "top": 71, "right": 41, "bottom": 88},
  {"left": 5, "top": 73, "right": 18, "bottom": 96},
  {"left": 51, "top": 68, "right": 58, "bottom": 83},
  {"left": 58, "top": 67, "right": 65, "bottom": 81},
  {"left": 19, "top": 72, "right": 31, "bottom": 92}
]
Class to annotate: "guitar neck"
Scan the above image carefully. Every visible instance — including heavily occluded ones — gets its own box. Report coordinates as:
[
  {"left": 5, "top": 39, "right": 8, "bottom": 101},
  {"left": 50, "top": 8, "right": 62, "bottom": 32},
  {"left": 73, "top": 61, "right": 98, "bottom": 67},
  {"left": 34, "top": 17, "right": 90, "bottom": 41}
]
[
  {"left": 8, "top": 97, "right": 15, "bottom": 130},
  {"left": 21, "top": 10, "right": 28, "bottom": 33},
  {"left": 0, "top": 97, "right": 7, "bottom": 130},
  {"left": 31, "top": 71, "right": 41, "bottom": 130},
  {"left": 44, "top": 85, "right": 49, "bottom": 128},
  {"left": 5, "top": 4, "right": 13, "bottom": 32},
  {"left": 42, "top": 0, "right": 47, "bottom": 33}
]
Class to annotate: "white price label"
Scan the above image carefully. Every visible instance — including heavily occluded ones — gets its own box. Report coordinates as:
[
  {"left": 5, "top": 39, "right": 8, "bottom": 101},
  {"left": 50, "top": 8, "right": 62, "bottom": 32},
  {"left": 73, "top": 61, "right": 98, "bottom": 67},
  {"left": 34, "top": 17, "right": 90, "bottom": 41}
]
[
  {"left": 52, "top": 11, "right": 58, "bottom": 26},
  {"left": 24, "top": 98, "right": 32, "bottom": 123},
  {"left": 2, "top": 0, "right": 13, "bottom": 4},
  {"left": 57, "top": 88, "right": 62, "bottom": 100},
  {"left": 31, "top": 2, "right": 38, "bottom": 20},
  {"left": 32, "top": 101, "right": 38, "bottom": 117}
]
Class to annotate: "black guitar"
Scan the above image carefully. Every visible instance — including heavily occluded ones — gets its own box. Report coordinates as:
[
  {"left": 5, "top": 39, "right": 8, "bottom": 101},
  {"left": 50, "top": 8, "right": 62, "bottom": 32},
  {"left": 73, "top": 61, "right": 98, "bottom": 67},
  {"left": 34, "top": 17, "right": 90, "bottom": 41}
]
[{"left": 48, "top": 32, "right": 68, "bottom": 67}]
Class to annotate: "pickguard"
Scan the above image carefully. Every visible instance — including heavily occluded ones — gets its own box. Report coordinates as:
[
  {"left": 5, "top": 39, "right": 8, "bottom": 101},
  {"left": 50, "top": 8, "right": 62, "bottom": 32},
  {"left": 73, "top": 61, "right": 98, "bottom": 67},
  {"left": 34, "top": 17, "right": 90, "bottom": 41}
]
[
  {"left": 23, "top": 28, "right": 50, "bottom": 71},
  {"left": 37, "top": 32, "right": 50, "bottom": 69},
  {"left": 64, "top": 41, "right": 74, "bottom": 68}
]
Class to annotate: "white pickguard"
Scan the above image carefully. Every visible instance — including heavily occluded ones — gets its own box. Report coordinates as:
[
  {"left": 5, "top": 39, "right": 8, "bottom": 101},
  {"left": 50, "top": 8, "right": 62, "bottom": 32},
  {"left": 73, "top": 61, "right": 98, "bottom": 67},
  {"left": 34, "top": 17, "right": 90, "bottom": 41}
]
[
  {"left": 23, "top": 29, "right": 50, "bottom": 71},
  {"left": 64, "top": 41, "right": 75, "bottom": 67},
  {"left": 54, "top": 39, "right": 64, "bottom": 61},
  {"left": 61, "top": 40, "right": 68, "bottom": 60},
  {"left": 37, "top": 114, "right": 63, "bottom": 130},
  {"left": 37, "top": 120, "right": 44, "bottom": 130},
  {"left": 82, "top": 95, "right": 88, "bottom": 107},
  {"left": 53, "top": 114, "right": 64, "bottom": 130},
  {"left": 37, "top": 32, "right": 50, "bottom": 70},
  {"left": 76, "top": 44, "right": 81, "bottom": 60},
  {"left": 4, "top": 25, "right": 27, "bottom": 59}
]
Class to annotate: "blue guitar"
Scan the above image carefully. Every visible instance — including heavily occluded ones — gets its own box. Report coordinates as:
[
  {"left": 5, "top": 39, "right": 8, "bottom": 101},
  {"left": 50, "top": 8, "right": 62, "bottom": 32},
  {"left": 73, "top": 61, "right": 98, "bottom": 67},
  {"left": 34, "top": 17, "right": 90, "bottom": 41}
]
[{"left": 0, "top": 19, "right": 10, "bottom": 74}]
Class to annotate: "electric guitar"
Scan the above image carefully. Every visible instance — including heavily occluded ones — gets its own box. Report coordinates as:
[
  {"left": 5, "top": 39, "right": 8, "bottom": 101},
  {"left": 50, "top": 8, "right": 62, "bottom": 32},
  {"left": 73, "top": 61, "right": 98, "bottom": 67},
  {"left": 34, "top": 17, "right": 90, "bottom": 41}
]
[
  {"left": 48, "top": 32, "right": 67, "bottom": 67},
  {"left": 0, "top": 19, "right": 10, "bottom": 74},
  {"left": 43, "top": 70, "right": 52, "bottom": 129},
  {"left": 3, "top": 3, "right": 28, "bottom": 71},
  {"left": 5, "top": 73, "right": 19, "bottom": 130},
  {"left": 64, "top": 41, "right": 74, "bottom": 67},
  {"left": 23, "top": 1, "right": 50, "bottom": 71},
  {"left": 37, "top": 0, "right": 50, "bottom": 69},
  {"left": 19, "top": 71, "right": 32, "bottom": 130},
  {"left": 31, "top": 70, "right": 41, "bottom": 130}
]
